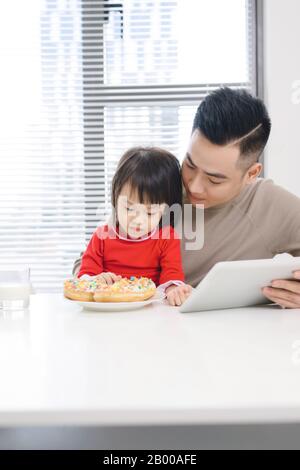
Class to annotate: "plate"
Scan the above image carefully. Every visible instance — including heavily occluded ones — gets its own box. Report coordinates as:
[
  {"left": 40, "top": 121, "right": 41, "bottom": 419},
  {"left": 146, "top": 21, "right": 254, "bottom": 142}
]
[{"left": 65, "top": 291, "right": 165, "bottom": 312}]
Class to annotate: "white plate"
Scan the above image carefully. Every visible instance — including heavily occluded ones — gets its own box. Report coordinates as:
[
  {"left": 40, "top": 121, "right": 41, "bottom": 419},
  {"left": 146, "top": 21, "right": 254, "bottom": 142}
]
[{"left": 65, "top": 291, "right": 165, "bottom": 312}]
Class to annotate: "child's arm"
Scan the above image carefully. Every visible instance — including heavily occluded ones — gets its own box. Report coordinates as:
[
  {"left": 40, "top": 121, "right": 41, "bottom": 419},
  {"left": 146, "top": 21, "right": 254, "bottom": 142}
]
[
  {"left": 165, "top": 284, "right": 193, "bottom": 306},
  {"left": 77, "top": 227, "right": 105, "bottom": 277},
  {"left": 158, "top": 226, "right": 185, "bottom": 286},
  {"left": 157, "top": 226, "right": 193, "bottom": 306},
  {"left": 77, "top": 226, "right": 122, "bottom": 284}
]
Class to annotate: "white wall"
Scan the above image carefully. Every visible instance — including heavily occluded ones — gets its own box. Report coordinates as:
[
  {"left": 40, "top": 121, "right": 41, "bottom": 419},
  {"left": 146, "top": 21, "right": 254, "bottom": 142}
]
[{"left": 263, "top": 0, "right": 300, "bottom": 197}]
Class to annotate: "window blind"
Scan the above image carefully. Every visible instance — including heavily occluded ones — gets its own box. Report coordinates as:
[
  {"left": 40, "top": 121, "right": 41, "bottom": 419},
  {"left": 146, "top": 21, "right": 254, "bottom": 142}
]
[{"left": 0, "top": 0, "right": 257, "bottom": 292}]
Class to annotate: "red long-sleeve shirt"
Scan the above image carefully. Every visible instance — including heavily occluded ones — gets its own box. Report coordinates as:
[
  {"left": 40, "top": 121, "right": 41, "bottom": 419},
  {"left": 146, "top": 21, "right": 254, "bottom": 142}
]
[{"left": 78, "top": 224, "right": 185, "bottom": 286}]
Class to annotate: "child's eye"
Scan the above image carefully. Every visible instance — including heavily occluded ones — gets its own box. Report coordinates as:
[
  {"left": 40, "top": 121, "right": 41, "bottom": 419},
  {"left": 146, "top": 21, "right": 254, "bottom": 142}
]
[{"left": 126, "top": 207, "right": 134, "bottom": 212}]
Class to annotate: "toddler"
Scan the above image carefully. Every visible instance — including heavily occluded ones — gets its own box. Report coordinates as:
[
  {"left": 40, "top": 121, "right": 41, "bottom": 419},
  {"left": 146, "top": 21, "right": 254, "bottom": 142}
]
[{"left": 78, "top": 146, "right": 192, "bottom": 306}]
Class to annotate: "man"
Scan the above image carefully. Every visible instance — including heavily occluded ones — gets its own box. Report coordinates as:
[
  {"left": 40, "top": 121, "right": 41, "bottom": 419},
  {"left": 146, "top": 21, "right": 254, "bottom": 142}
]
[{"left": 73, "top": 87, "right": 300, "bottom": 308}]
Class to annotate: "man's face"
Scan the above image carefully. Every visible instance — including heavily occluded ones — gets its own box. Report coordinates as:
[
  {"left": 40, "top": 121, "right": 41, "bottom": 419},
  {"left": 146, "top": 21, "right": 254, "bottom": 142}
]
[{"left": 182, "top": 130, "right": 262, "bottom": 209}]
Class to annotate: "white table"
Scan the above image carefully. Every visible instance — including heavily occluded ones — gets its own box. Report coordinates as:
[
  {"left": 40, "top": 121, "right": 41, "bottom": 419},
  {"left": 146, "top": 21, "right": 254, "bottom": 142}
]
[
  {"left": 1, "top": 294, "right": 300, "bottom": 449},
  {"left": 0, "top": 295, "right": 300, "bottom": 449}
]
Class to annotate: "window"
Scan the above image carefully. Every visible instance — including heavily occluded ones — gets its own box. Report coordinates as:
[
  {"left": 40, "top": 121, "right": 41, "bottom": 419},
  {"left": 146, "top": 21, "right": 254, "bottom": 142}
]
[{"left": 0, "top": 0, "right": 258, "bottom": 291}]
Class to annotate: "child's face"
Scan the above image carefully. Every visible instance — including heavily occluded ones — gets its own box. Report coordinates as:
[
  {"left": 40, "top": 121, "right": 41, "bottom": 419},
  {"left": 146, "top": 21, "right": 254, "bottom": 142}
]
[{"left": 117, "top": 184, "right": 166, "bottom": 239}]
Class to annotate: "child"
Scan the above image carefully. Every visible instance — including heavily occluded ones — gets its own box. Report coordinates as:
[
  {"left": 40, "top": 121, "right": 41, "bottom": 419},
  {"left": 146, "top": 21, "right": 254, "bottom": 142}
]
[{"left": 77, "top": 146, "right": 192, "bottom": 306}]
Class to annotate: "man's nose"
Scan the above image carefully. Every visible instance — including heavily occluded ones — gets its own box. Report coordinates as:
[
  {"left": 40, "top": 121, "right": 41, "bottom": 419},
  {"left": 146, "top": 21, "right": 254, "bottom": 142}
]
[{"left": 188, "top": 173, "right": 205, "bottom": 195}]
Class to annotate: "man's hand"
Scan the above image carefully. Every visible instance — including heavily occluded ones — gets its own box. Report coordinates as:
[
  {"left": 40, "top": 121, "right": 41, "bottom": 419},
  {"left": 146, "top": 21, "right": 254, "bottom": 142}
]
[
  {"left": 262, "top": 271, "right": 300, "bottom": 309},
  {"left": 165, "top": 284, "right": 193, "bottom": 307}
]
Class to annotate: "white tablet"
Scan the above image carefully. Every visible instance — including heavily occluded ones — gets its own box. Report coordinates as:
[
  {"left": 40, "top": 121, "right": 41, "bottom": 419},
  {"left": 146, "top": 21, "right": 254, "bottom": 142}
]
[{"left": 179, "top": 254, "right": 300, "bottom": 313}]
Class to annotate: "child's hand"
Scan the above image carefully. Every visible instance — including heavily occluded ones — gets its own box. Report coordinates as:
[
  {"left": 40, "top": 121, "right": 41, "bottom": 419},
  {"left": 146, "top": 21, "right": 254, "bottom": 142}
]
[
  {"left": 96, "top": 272, "right": 122, "bottom": 285},
  {"left": 165, "top": 284, "right": 193, "bottom": 306}
]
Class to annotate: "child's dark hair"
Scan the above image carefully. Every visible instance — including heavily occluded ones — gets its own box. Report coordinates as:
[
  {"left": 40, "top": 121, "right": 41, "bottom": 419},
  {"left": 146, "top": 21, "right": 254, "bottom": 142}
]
[{"left": 111, "top": 146, "right": 182, "bottom": 227}]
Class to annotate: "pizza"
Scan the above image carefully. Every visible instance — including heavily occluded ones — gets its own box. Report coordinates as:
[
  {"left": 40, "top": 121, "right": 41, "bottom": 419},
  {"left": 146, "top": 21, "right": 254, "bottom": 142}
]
[{"left": 64, "top": 276, "right": 156, "bottom": 303}]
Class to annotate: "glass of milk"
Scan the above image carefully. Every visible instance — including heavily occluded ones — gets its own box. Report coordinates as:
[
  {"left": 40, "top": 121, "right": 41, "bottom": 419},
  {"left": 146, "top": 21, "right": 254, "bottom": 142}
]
[{"left": 0, "top": 267, "right": 32, "bottom": 310}]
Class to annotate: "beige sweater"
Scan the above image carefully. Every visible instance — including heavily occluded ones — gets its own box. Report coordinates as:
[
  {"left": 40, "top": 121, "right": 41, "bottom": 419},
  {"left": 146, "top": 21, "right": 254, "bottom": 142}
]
[
  {"left": 72, "top": 178, "right": 300, "bottom": 287},
  {"left": 181, "top": 178, "right": 300, "bottom": 287}
]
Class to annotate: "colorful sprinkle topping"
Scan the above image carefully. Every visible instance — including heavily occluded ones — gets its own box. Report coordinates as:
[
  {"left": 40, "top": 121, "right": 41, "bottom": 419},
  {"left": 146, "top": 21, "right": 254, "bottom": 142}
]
[{"left": 64, "top": 275, "right": 156, "bottom": 294}]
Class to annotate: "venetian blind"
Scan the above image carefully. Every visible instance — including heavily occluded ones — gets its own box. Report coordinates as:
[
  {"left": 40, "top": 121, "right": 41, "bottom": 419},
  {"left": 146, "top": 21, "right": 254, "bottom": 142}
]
[{"left": 0, "top": 0, "right": 257, "bottom": 292}]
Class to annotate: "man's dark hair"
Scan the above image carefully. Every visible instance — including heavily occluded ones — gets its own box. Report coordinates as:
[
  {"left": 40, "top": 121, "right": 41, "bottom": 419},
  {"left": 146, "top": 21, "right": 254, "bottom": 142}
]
[
  {"left": 111, "top": 146, "right": 182, "bottom": 227},
  {"left": 192, "top": 87, "right": 272, "bottom": 170}
]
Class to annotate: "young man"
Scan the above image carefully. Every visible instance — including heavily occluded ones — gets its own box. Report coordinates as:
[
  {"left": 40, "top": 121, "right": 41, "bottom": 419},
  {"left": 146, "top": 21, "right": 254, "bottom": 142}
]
[
  {"left": 180, "top": 87, "right": 300, "bottom": 308},
  {"left": 73, "top": 88, "right": 300, "bottom": 308}
]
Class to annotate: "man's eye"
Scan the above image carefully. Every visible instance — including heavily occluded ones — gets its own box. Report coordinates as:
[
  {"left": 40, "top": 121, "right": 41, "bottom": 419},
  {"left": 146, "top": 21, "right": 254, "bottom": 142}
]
[
  {"left": 185, "top": 162, "right": 195, "bottom": 170},
  {"left": 126, "top": 207, "right": 134, "bottom": 211},
  {"left": 208, "top": 179, "right": 222, "bottom": 185}
]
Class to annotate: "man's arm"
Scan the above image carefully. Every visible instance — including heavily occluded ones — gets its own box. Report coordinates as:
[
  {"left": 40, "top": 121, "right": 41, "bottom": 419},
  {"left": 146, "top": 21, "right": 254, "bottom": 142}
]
[
  {"left": 259, "top": 183, "right": 300, "bottom": 308},
  {"left": 72, "top": 252, "right": 84, "bottom": 277}
]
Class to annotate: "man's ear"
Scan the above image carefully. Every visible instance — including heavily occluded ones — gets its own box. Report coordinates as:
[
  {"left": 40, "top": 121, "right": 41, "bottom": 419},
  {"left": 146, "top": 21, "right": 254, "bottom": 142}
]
[{"left": 245, "top": 163, "right": 262, "bottom": 183}]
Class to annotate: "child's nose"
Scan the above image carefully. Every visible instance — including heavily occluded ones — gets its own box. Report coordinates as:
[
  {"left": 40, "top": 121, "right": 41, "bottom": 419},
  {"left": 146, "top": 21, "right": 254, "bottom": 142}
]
[{"left": 133, "top": 212, "right": 147, "bottom": 225}]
